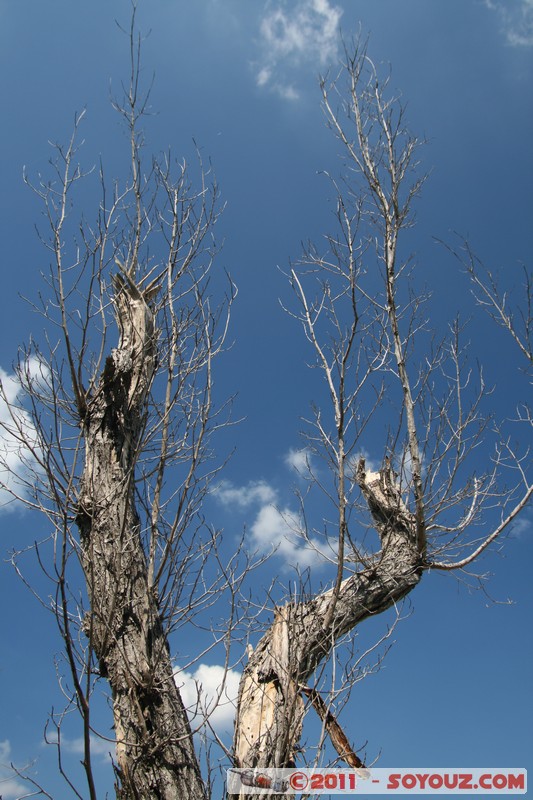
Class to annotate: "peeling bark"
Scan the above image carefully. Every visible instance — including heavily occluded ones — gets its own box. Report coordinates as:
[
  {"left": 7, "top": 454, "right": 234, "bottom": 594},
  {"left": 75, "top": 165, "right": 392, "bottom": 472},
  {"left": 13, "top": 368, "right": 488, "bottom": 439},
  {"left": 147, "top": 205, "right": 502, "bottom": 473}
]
[
  {"left": 233, "top": 458, "right": 423, "bottom": 776},
  {"left": 77, "top": 273, "right": 206, "bottom": 800}
]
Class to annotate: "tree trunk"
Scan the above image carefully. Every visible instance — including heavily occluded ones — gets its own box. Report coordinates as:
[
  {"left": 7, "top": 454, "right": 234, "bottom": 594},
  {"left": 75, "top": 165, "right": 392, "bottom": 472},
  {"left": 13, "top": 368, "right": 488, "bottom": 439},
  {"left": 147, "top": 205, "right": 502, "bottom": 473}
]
[
  {"left": 76, "top": 273, "right": 206, "bottom": 800},
  {"left": 233, "top": 460, "right": 423, "bottom": 776}
]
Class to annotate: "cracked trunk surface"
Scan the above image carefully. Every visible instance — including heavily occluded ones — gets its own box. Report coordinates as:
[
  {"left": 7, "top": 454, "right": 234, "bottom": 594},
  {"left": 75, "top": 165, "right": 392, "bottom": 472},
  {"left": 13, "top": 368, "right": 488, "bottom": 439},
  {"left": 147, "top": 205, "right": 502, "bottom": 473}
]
[
  {"left": 77, "top": 274, "right": 205, "bottom": 800},
  {"left": 233, "top": 461, "right": 423, "bottom": 774}
]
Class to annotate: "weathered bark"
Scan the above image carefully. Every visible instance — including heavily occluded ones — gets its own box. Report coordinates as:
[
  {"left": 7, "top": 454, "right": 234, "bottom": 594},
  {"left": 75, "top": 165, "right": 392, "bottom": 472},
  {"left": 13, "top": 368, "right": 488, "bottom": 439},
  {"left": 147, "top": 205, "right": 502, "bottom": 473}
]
[
  {"left": 233, "top": 459, "right": 423, "bottom": 776},
  {"left": 76, "top": 272, "right": 206, "bottom": 800}
]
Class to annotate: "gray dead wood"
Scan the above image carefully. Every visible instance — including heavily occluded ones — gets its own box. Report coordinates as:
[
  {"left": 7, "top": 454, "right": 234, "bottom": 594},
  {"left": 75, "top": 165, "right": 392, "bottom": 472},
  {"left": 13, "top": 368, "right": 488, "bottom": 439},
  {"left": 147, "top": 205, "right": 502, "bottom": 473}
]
[{"left": 77, "top": 274, "right": 206, "bottom": 800}]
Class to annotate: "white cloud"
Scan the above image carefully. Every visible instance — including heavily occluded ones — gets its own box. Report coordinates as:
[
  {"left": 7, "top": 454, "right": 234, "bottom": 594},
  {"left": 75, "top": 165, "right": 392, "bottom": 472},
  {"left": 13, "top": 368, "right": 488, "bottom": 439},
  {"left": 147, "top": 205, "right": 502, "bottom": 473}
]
[
  {"left": 250, "top": 501, "right": 330, "bottom": 567},
  {"left": 0, "top": 361, "right": 45, "bottom": 512},
  {"left": 175, "top": 663, "right": 241, "bottom": 733},
  {"left": 256, "top": 66, "right": 272, "bottom": 87},
  {"left": 214, "top": 475, "right": 329, "bottom": 567},
  {"left": 284, "top": 447, "right": 312, "bottom": 472},
  {"left": 485, "top": 0, "right": 533, "bottom": 46},
  {"left": 214, "top": 479, "right": 276, "bottom": 508},
  {"left": 250, "top": 502, "right": 298, "bottom": 550},
  {"left": 58, "top": 734, "right": 114, "bottom": 760},
  {"left": 511, "top": 512, "right": 532, "bottom": 539},
  {"left": 255, "top": 0, "right": 343, "bottom": 98},
  {"left": 277, "top": 83, "right": 300, "bottom": 101},
  {"left": 0, "top": 740, "right": 27, "bottom": 800}
]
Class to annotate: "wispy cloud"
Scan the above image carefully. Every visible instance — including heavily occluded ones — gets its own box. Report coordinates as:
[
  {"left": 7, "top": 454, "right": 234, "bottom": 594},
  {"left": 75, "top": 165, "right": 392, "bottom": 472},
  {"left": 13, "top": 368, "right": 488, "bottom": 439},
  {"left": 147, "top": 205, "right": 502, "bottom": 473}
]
[
  {"left": 214, "top": 479, "right": 276, "bottom": 508},
  {"left": 284, "top": 447, "right": 312, "bottom": 472},
  {"left": 485, "top": 0, "right": 533, "bottom": 46},
  {"left": 54, "top": 734, "right": 115, "bottom": 761},
  {"left": 175, "top": 663, "right": 241, "bottom": 734},
  {"left": 0, "top": 740, "right": 27, "bottom": 800},
  {"left": 255, "top": 0, "right": 343, "bottom": 99},
  {"left": 214, "top": 453, "right": 330, "bottom": 567},
  {"left": 510, "top": 512, "right": 532, "bottom": 539},
  {"left": 249, "top": 502, "right": 302, "bottom": 559},
  {"left": 0, "top": 359, "right": 46, "bottom": 513}
]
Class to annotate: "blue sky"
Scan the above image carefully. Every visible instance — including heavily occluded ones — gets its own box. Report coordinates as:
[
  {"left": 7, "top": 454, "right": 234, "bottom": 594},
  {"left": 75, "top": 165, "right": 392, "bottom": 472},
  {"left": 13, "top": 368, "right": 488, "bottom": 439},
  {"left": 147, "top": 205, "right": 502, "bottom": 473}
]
[{"left": 0, "top": 1, "right": 532, "bottom": 798}]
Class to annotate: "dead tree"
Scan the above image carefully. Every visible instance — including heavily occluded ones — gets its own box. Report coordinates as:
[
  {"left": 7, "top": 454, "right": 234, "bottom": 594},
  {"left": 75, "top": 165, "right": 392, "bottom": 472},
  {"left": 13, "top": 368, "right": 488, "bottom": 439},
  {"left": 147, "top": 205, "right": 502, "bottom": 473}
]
[
  {"left": 74, "top": 267, "right": 209, "bottom": 799},
  {"left": 231, "top": 39, "right": 531, "bottom": 785},
  {"left": 0, "top": 24, "right": 530, "bottom": 800},
  {"left": 1, "top": 15, "right": 237, "bottom": 799}
]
